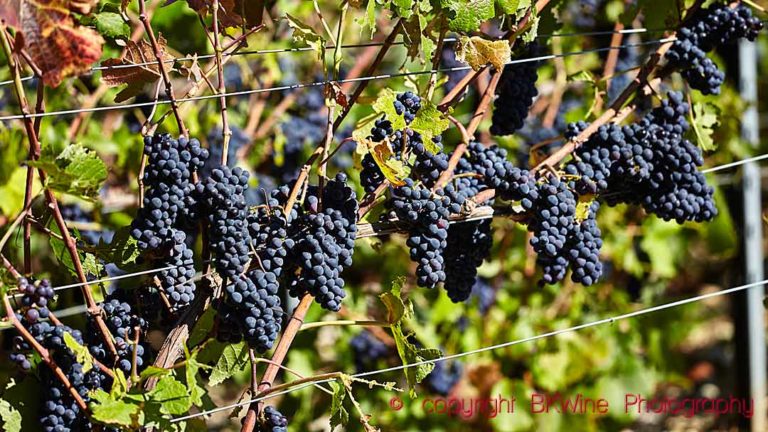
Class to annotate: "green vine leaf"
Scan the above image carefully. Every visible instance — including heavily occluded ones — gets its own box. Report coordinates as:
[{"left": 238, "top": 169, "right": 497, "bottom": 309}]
[
  {"left": 140, "top": 366, "right": 172, "bottom": 380},
  {"left": 329, "top": 380, "right": 349, "bottom": 430},
  {"left": 90, "top": 389, "right": 140, "bottom": 428},
  {"left": 0, "top": 397, "right": 22, "bottom": 432},
  {"left": 439, "top": 0, "right": 494, "bottom": 33},
  {"left": 689, "top": 101, "right": 719, "bottom": 152},
  {"left": 409, "top": 101, "right": 450, "bottom": 152},
  {"left": 92, "top": 12, "right": 130, "bottom": 39},
  {"left": 27, "top": 144, "right": 108, "bottom": 199},
  {"left": 208, "top": 342, "right": 249, "bottom": 386},
  {"left": 379, "top": 277, "right": 441, "bottom": 397},
  {"left": 149, "top": 375, "right": 192, "bottom": 415}
]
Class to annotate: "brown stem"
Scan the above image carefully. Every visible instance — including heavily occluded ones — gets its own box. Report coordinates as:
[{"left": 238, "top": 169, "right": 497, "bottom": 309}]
[
  {"left": 1, "top": 254, "right": 20, "bottom": 278},
  {"left": 357, "top": 181, "right": 389, "bottom": 219},
  {"left": 438, "top": 67, "right": 486, "bottom": 112},
  {"left": 241, "top": 294, "right": 313, "bottom": 432},
  {"left": 434, "top": 116, "right": 470, "bottom": 190},
  {"left": 2, "top": 294, "right": 88, "bottom": 411},
  {"left": 0, "top": 25, "right": 118, "bottom": 359},
  {"left": 138, "top": 0, "right": 188, "bottom": 137},
  {"left": 211, "top": 0, "right": 232, "bottom": 165},
  {"left": 594, "top": 21, "right": 626, "bottom": 113},
  {"left": 466, "top": 70, "right": 502, "bottom": 137}
]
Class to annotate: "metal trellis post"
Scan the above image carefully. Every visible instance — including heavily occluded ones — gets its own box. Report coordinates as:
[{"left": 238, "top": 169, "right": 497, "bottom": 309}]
[{"left": 739, "top": 38, "right": 766, "bottom": 432}]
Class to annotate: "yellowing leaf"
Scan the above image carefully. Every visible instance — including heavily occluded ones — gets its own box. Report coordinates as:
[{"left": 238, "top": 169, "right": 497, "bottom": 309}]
[
  {"left": 285, "top": 13, "right": 325, "bottom": 62},
  {"left": 456, "top": 36, "right": 511, "bottom": 71},
  {"left": 63, "top": 332, "right": 94, "bottom": 373},
  {"left": 365, "top": 137, "right": 410, "bottom": 187}
]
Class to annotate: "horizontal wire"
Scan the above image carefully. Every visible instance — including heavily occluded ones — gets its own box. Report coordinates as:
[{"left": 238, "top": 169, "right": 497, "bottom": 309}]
[
  {"left": 4, "top": 145, "right": 764, "bottom": 298},
  {"left": 170, "top": 277, "right": 768, "bottom": 423},
  {"left": 0, "top": 38, "right": 674, "bottom": 122},
  {"left": 0, "top": 26, "right": 666, "bottom": 89},
  {"left": 700, "top": 153, "right": 768, "bottom": 174}
]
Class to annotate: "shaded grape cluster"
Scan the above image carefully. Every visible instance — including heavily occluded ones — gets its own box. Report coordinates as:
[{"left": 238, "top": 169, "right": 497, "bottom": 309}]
[
  {"left": 351, "top": 330, "right": 390, "bottom": 372},
  {"left": 443, "top": 219, "right": 492, "bottom": 302},
  {"left": 201, "top": 166, "right": 252, "bottom": 280},
  {"left": 388, "top": 179, "right": 458, "bottom": 289},
  {"left": 256, "top": 406, "right": 289, "bottom": 432},
  {"left": 280, "top": 173, "right": 359, "bottom": 311},
  {"left": 490, "top": 44, "right": 540, "bottom": 136},
  {"left": 425, "top": 360, "right": 463, "bottom": 396},
  {"left": 665, "top": 3, "right": 762, "bottom": 95},
  {"left": 157, "top": 231, "right": 197, "bottom": 310},
  {"left": 86, "top": 296, "right": 148, "bottom": 374}
]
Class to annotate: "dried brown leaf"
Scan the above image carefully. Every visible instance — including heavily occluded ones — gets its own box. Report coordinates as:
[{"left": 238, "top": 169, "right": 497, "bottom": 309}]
[{"left": 101, "top": 38, "right": 172, "bottom": 102}]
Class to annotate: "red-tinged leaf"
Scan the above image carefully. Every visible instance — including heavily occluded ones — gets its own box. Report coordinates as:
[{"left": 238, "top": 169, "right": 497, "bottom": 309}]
[
  {"left": 232, "top": 0, "right": 263, "bottom": 28},
  {"left": 16, "top": 0, "right": 103, "bottom": 87},
  {"left": 0, "top": 0, "right": 20, "bottom": 28}
]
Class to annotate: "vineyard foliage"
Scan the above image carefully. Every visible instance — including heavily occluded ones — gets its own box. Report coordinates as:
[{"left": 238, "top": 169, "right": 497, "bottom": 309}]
[{"left": 0, "top": 0, "right": 764, "bottom": 431}]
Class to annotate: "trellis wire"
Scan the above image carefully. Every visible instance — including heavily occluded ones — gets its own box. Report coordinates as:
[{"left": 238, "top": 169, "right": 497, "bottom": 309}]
[
  {"left": 0, "top": 38, "right": 675, "bottom": 122},
  {"left": 4, "top": 150, "right": 766, "bottom": 298},
  {"left": 0, "top": 26, "right": 666, "bottom": 89},
  {"left": 169, "top": 277, "right": 768, "bottom": 423}
]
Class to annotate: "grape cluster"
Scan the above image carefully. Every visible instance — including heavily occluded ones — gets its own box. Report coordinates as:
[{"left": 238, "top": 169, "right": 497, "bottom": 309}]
[
  {"left": 17, "top": 277, "right": 54, "bottom": 324},
  {"left": 281, "top": 173, "right": 359, "bottom": 311},
  {"left": 490, "top": 44, "right": 540, "bottom": 136},
  {"left": 568, "top": 92, "right": 717, "bottom": 223},
  {"left": 157, "top": 231, "right": 197, "bottom": 310},
  {"left": 256, "top": 406, "right": 289, "bottom": 432},
  {"left": 425, "top": 360, "right": 463, "bottom": 396},
  {"left": 13, "top": 321, "right": 106, "bottom": 431},
  {"left": 131, "top": 134, "right": 208, "bottom": 250},
  {"left": 394, "top": 91, "right": 421, "bottom": 124},
  {"left": 568, "top": 202, "right": 603, "bottom": 285},
  {"left": 388, "top": 179, "right": 457, "bottom": 289},
  {"left": 528, "top": 179, "right": 579, "bottom": 284},
  {"left": 201, "top": 166, "right": 252, "bottom": 280},
  {"left": 350, "top": 330, "right": 390, "bottom": 372},
  {"left": 665, "top": 3, "right": 763, "bottom": 95},
  {"left": 86, "top": 297, "right": 148, "bottom": 374},
  {"left": 216, "top": 204, "right": 291, "bottom": 352},
  {"left": 443, "top": 220, "right": 492, "bottom": 302}
]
